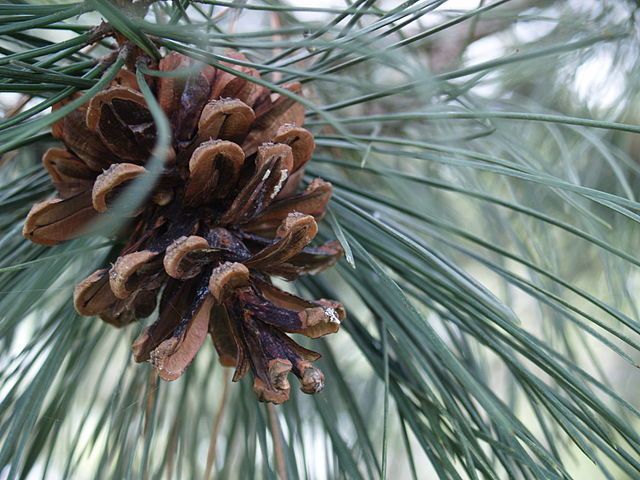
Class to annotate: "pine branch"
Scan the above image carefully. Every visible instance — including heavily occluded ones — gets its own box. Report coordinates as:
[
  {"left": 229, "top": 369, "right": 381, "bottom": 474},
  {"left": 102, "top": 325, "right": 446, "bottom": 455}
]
[{"left": 0, "top": 2, "right": 639, "bottom": 479}]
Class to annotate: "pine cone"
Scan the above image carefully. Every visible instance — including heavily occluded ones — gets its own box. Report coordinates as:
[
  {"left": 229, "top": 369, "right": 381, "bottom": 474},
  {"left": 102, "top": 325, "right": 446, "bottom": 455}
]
[{"left": 23, "top": 51, "right": 345, "bottom": 404}]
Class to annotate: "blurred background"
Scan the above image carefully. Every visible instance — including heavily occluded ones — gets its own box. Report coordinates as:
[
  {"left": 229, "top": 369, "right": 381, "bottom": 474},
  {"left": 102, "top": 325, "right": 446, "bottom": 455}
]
[{"left": 1, "top": 1, "right": 640, "bottom": 479}]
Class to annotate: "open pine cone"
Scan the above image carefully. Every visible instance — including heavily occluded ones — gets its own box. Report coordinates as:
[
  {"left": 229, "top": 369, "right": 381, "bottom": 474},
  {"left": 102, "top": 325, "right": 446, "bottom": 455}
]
[{"left": 22, "top": 51, "right": 345, "bottom": 404}]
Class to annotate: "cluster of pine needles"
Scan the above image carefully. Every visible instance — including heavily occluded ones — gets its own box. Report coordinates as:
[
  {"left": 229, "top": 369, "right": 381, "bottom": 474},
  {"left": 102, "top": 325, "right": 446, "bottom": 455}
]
[{"left": 1, "top": 1, "right": 640, "bottom": 479}]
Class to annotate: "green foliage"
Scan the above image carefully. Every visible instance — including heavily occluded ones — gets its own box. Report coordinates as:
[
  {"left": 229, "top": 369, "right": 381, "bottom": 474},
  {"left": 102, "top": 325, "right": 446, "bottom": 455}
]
[{"left": 1, "top": 1, "right": 639, "bottom": 479}]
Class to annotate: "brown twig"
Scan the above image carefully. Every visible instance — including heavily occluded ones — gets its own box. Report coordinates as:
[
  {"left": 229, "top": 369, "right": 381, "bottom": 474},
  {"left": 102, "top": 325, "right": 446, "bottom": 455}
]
[
  {"left": 143, "top": 369, "right": 159, "bottom": 435},
  {"left": 0, "top": 95, "right": 31, "bottom": 166},
  {"left": 204, "top": 368, "right": 231, "bottom": 480},
  {"left": 267, "top": 403, "right": 288, "bottom": 480},
  {"left": 425, "top": 0, "right": 544, "bottom": 73},
  {"left": 88, "top": 21, "right": 115, "bottom": 45},
  {"left": 4, "top": 95, "right": 30, "bottom": 118},
  {"left": 271, "top": 13, "right": 283, "bottom": 83},
  {"left": 165, "top": 403, "right": 181, "bottom": 480}
]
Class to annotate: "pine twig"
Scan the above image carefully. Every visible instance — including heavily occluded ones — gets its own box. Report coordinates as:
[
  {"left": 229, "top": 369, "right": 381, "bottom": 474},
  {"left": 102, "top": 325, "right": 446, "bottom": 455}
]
[
  {"left": 204, "top": 369, "right": 231, "bottom": 480},
  {"left": 267, "top": 403, "right": 288, "bottom": 480}
]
